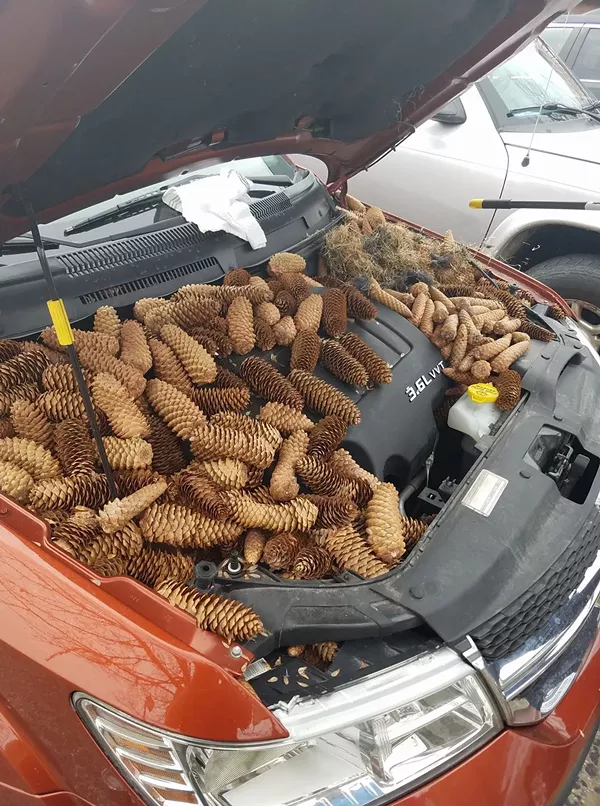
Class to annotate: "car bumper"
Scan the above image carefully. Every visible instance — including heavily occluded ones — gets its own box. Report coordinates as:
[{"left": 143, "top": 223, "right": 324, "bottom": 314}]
[{"left": 393, "top": 629, "right": 600, "bottom": 806}]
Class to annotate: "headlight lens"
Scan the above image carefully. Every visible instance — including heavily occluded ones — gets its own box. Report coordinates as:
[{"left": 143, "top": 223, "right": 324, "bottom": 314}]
[{"left": 74, "top": 648, "right": 501, "bottom": 806}]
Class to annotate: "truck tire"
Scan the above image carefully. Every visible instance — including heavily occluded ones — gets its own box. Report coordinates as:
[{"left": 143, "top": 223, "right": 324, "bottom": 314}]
[
  {"left": 528, "top": 254, "right": 600, "bottom": 310},
  {"left": 528, "top": 254, "right": 600, "bottom": 350}
]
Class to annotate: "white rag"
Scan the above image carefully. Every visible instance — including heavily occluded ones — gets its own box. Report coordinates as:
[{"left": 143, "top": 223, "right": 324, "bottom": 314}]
[{"left": 162, "top": 168, "right": 267, "bottom": 250}]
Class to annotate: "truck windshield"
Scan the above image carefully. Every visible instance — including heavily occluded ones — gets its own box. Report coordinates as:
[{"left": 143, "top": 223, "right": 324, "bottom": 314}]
[{"left": 478, "top": 38, "right": 595, "bottom": 127}]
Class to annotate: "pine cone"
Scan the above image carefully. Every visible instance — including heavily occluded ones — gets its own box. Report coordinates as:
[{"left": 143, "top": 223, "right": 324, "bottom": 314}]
[
  {"left": 10, "top": 399, "right": 53, "bottom": 448},
  {"left": 145, "top": 412, "right": 186, "bottom": 475},
  {"left": 187, "top": 327, "right": 218, "bottom": 356},
  {"left": 140, "top": 503, "right": 241, "bottom": 548},
  {"left": 189, "top": 424, "right": 276, "bottom": 470},
  {"left": 448, "top": 324, "right": 469, "bottom": 368},
  {"left": 223, "top": 268, "right": 251, "bottom": 286},
  {"left": 227, "top": 297, "right": 256, "bottom": 355},
  {"left": 54, "top": 419, "right": 96, "bottom": 476},
  {"left": 297, "top": 455, "right": 352, "bottom": 497},
  {"left": 52, "top": 513, "right": 99, "bottom": 548},
  {"left": 304, "top": 494, "right": 359, "bottom": 528},
  {"left": 210, "top": 412, "right": 282, "bottom": 449},
  {"left": 270, "top": 430, "right": 309, "bottom": 502},
  {"left": 248, "top": 275, "right": 274, "bottom": 298},
  {"left": 0, "top": 340, "right": 23, "bottom": 362},
  {"left": 98, "top": 480, "right": 168, "bottom": 533},
  {"left": 369, "top": 279, "right": 412, "bottom": 318},
  {"left": 41, "top": 327, "right": 119, "bottom": 356},
  {"left": 160, "top": 324, "right": 217, "bottom": 385},
  {"left": 272, "top": 316, "right": 297, "bottom": 346},
  {"left": 38, "top": 390, "right": 88, "bottom": 423},
  {"left": 365, "top": 482, "right": 405, "bottom": 564},
  {"left": 274, "top": 290, "right": 297, "bottom": 317},
  {"left": 211, "top": 368, "right": 245, "bottom": 393},
  {"left": 103, "top": 436, "right": 153, "bottom": 470},
  {"left": 0, "top": 460, "right": 34, "bottom": 502},
  {"left": 329, "top": 448, "right": 380, "bottom": 491},
  {"left": 325, "top": 525, "right": 389, "bottom": 578},
  {"left": 41, "top": 364, "right": 83, "bottom": 393},
  {"left": 155, "top": 580, "right": 264, "bottom": 641},
  {"left": 263, "top": 532, "right": 303, "bottom": 570},
  {"left": 178, "top": 467, "right": 231, "bottom": 520},
  {"left": 191, "top": 386, "right": 250, "bottom": 417},
  {"left": 254, "top": 319, "right": 277, "bottom": 351},
  {"left": 493, "top": 370, "right": 522, "bottom": 411},
  {"left": 0, "top": 436, "right": 60, "bottom": 480},
  {"left": 258, "top": 401, "right": 314, "bottom": 435},
  {"left": 240, "top": 357, "right": 303, "bottom": 410},
  {"left": 199, "top": 459, "right": 248, "bottom": 489},
  {"left": 127, "top": 545, "right": 194, "bottom": 587},
  {"left": 288, "top": 369, "right": 360, "bottom": 425},
  {"left": 94, "top": 306, "right": 121, "bottom": 341},
  {"left": 294, "top": 294, "right": 323, "bottom": 332},
  {"left": 77, "top": 347, "right": 146, "bottom": 398},
  {"left": 255, "top": 302, "right": 281, "bottom": 326},
  {"left": 227, "top": 495, "right": 318, "bottom": 532},
  {"left": 311, "top": 641, "right": 339, "bottom": 663},
  {"left": 172, "top": 296, "right": 223, "bottom": 331},
  {"left": 30, "top": 473, "right": 111, "bottom": 511},
  {"left": 243, "top": 529, "right": 266, "bottom": 564},
  {"left": 519, "top": 321, "right": 554, "bottom": 342},
  {"left": 402, "top": 516, "right": 428, "bottom": 551},
  {"left": 146, "top": 379, "right": 206, "bottom": 439},
  {"left": 0, "top": 419, "right": 15, "bottom": 438},
  {"left": 0, "top": 383, "right": 40, "bottom": 416},
  {"left": 547, "top": 304, "right": 566, "bottom": 321},
  {"left": 490, "top": 339, "right": 530, "bottom": 372},
  {"left": 287, "top": 644, "right": 305, "bottom": 657},
  {"left": 91, "top": 373, "right": 150, "bottom": 439},
  {"left": 148, "top": 338, "right": 194, "bottom": 395},
  {"left": 339, "top": 332, "right": 391, "bottom": 384},
  {"left": 319, "top": 340, "right": 368, "bottom": 387},
  {"left": 293, "top": 545, "right": 332, "bottom": 579},
  {"left": 0, "top": 350, "right": 49, "bottom": 392},
  {"left": 114, "top": 468, "right": 164, "bottom": 498},
  {"left": 280, "top": 274, "right": 311, "bottom": 304},
  {"left": 419, "top": 298, "right": 435, "bottom": 337},
  {"left": 91, "top": 556, "right": 127, "bottom": 577},
  {"left": 305, "top": 415, "right": 347, "bottom": 461},
  {"left": 268, "top": 252, "right": 306, "bottom": 276},
  {"left": 119, "top": 320, "right": 152, "bottom": 374},
  {"left": 322, "top": 289, "right": 347, "bottom": 337},
  {"left": 290, "top": 330, "right": 320, "bottom": 373}
]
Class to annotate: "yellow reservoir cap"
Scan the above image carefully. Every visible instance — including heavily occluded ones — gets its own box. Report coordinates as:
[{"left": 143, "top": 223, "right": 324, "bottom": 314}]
[{"left": 467, "top": 383, "right": 499, "bottom": 403}]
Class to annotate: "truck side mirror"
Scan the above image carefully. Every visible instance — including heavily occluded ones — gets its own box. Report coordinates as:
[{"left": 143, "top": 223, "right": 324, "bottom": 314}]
[{"left": 432, "top": 98, "right": 467, "bottom": 124}]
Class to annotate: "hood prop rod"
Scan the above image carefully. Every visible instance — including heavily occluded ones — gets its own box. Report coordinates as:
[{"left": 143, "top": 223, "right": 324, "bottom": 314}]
[{"left": 17, "top": 186, "right": 117, "bottom": 498}]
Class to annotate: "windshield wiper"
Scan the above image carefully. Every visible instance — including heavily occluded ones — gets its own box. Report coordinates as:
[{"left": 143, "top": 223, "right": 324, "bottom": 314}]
[
  {"left": 64, "top": 190, "right": 165, "bottom": 236},
  {"left": 506, "top": 103, "right": 600, "bottom": 123},
  {"left": 0, "top": 235, "right": 63, "bottom": 255},
  {"left": 585, "top": 100, "right": 600, "bottom": 112},
  {"left": 63, "top": 175, "right": 295, "bottom": 236}
]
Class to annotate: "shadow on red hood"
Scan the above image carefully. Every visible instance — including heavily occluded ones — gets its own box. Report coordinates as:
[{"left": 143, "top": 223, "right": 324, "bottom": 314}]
[{"left": 0, "top": 0, "right": 576, "bottom": 242}]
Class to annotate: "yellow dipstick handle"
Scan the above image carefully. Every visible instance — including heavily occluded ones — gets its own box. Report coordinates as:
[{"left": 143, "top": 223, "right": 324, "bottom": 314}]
[
  {"left": 46, "top": 299, "right": 74, "bottom": 346},
  {"left": 469, "top": 199, "right": 484, "bottom": 209}
]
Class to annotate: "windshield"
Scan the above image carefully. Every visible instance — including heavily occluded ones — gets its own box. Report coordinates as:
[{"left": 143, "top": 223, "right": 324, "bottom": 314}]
[
  {"left": 11, "top": 155, "right": 297, "bottom": 248},
  {"left": 478, "top": 38, "right": 595, "bottom": 128}
]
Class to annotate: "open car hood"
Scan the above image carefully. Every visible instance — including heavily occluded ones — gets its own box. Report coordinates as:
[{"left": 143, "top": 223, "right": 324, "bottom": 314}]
[{"left": 0, "top": 0, "right": 576, "bottom": 242}]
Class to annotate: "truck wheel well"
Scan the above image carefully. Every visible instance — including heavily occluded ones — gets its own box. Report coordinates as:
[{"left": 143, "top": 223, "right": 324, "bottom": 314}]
[{"left": 502, "top": 225, "right": 600, "bottom": 272}]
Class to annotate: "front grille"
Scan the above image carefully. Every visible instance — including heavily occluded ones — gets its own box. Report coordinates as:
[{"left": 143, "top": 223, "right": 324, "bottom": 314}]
[
  {"left": 78, "top": 257, "right": 220, "bottom": 304},
  {"left": 472, "top": 512, "right": 600, "bottom": 660}
]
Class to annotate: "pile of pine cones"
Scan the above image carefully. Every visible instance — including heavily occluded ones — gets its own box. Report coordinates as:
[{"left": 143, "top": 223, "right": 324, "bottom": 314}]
[{"left": 0, "top": 231, "right": 548, "bottom": 646}]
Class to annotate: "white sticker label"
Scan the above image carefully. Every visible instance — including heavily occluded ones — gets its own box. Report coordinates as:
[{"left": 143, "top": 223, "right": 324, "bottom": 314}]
[{"left": 461, "top": 469, "right": 508, "bottom": 517}]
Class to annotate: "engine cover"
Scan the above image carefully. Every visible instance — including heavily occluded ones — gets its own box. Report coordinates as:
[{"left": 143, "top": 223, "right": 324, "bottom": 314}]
[{"left": 331, "top": 302, "right": 448, "bottom": 485}]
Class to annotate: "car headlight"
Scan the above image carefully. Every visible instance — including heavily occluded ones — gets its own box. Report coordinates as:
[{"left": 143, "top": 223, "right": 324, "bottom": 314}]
[{"left": 74, "top": 647, "right": 501, "bottom": 806}]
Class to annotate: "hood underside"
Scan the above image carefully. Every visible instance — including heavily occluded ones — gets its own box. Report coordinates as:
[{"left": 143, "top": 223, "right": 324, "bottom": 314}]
[{"left": 0, "top": 0, "right": 575, "bottom": 241}]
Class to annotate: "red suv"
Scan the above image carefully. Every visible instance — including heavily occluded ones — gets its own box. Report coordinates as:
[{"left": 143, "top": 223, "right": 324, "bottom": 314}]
[{"left": 0, "top": 2, "right": 598, "bottom": 806}]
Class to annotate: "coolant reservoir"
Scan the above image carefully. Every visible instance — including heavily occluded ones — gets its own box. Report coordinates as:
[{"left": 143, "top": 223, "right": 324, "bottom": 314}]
[{"left": 447, "top": 383, "right": 501, "bottom": 441}]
